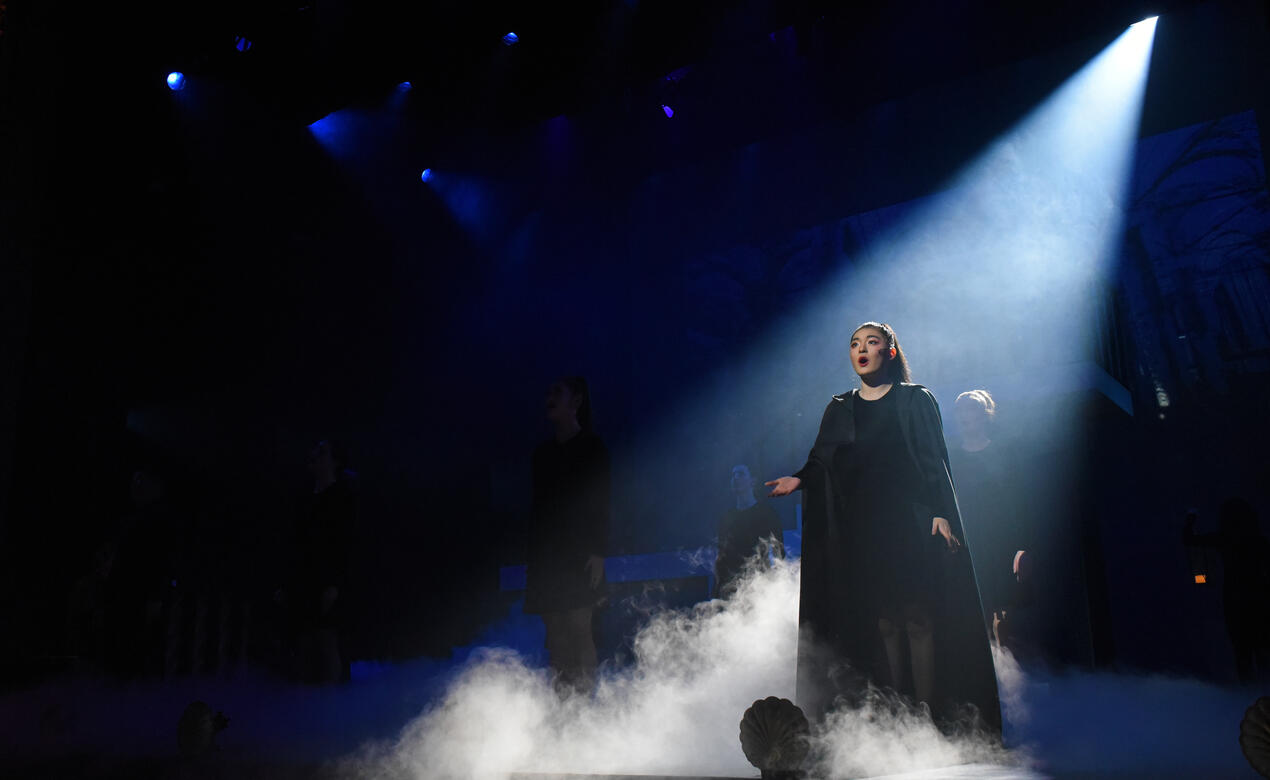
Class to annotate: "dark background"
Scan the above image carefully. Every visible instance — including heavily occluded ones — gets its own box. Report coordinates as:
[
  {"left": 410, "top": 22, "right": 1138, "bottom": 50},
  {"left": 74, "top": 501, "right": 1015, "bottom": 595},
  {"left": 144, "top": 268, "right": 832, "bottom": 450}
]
[{"left": 2, "top": 0, "right": 1269, "bottom": 682}]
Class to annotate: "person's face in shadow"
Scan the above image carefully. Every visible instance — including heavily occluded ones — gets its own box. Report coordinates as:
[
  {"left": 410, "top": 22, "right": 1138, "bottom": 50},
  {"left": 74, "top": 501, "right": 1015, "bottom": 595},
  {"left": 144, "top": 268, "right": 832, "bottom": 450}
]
[
  {"left": 955, "top": 399, "right": 991, "bottom": 442},
  {"left": 731, "top": 465, "right": 754, "bottom": 497},
  {"left": 308, "top": 441, "right": 337, "bottom": 485},
  {"left": 545, "top": 382, "right": 581, "bottom": 427}
]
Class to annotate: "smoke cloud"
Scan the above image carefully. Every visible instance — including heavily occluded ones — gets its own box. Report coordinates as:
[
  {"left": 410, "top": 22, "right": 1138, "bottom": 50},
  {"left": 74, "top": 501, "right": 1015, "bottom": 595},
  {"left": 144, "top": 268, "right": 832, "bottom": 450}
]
[
  {"left": 0, "top": 557, "right": 1255, "bottom": 778},
  {"left": 340, "top": 559, "right": 1028, "bottom": 780}
]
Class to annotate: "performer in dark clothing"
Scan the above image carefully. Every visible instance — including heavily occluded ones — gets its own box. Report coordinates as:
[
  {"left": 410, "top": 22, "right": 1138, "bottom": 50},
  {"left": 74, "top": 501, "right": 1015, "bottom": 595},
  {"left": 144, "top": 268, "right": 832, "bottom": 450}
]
[
  {"left": 288, "top": 439, "right": 355, "bottom": 683},
  {"left": 1184, "top": 498, "right": 1270, "bottom": 683},
  {"left": 766, "top": 322, "right": 1000, "bottom": 731},
  {"left": 715, "top": 464, "right": 784, "bottom": 598},
  {"left": 950, "top": 390, "right": 1036, "bottom": 648},
  {"left": 106, "top": 468, "right": 176, "bottom": 679},
  {"left": 525, "top": 376, "right": 610, "bottom": 692}
]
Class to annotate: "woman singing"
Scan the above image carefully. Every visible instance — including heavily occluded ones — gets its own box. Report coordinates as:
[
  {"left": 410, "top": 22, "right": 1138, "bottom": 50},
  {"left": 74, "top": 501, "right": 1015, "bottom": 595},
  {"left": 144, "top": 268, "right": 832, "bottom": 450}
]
[{"left": 766, "top": 322, "right": 1000, "bottom": 730}]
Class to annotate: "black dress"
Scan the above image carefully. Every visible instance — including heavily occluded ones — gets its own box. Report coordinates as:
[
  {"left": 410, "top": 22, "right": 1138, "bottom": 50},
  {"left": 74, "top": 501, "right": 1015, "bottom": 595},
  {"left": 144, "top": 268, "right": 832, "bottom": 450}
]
[
  {"left": 950, "top": 442, "right": 1032, "bottom": 622},
  {"left": 715, "top": 502, "right": 784, "bottom": 598},
  {"left": 293, "top": 478, "right": 356, "bottom": 632},
  {"left": 524, "top": 431, "right": 611, "bottom": 615},
  {"left": 794, "top": 384, "right": 1000, "bottom": 730},
  {"left": 841, "top": 389, "right": 939, "bottom": 614}
]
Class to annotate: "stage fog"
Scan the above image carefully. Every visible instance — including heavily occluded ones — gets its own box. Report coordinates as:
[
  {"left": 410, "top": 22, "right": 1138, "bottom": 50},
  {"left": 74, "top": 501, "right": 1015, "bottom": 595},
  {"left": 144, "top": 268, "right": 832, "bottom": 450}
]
[{"left": 2, "top": 1, "right": 1270, "bottom": 778}]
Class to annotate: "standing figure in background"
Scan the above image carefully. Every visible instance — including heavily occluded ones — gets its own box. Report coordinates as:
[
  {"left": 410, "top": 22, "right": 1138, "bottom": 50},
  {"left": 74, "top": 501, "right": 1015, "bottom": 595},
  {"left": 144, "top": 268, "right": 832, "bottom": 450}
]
[
  {"left": 766, "top": 322, "right": 999, "bottom": 730},
  {"left": 66, "top": 541, "right": 116, "bottom": 674},
  {"left": 949, "top": 390, "right": 1035, "bottom": 656},
  {"left": 525, "top": 376, "right": 611, "bottom": 694},
  {"left": 1184, "top": 497, "right": 1270, "bottom": 683},
  {"left": 106, "top": 468, "right": 177, "bottom": 679},
  {"left": 714, "top": 464, "right": 784, "bottom": 599},
  {"left": 287, "top": 439, "right": 355, "bottom": 684}
]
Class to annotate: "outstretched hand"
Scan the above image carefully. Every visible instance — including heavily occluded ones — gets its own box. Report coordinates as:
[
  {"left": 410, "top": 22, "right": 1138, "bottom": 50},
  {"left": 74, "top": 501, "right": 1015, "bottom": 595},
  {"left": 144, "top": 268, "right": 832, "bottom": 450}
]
[
  {"left": 765, "top": 476, "right": 801, "bottom": 498},
  {"left": 932, "top": 516, "right": 962, "bottom": 552},
  {"left": 993, "top": 610, "right": 1009, "bottom": 646}
]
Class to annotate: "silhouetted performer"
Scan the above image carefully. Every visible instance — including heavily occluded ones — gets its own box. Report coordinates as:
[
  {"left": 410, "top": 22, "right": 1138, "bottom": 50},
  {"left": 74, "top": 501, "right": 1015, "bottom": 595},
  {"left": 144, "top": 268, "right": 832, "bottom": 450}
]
[
  {"left": 1184, "top": 498, "right": 1270, "bottom": 683},
  {"left": 714, "top": 464, "right": 784, "bottom": 598},
  {"left": 525, "top": 376, "right": 610, "bottom": 693},
  {"left": 66, "top": 542, "right": 115, "bottom": 673},
  {"left": 106, "top": 468, "right": 176, "bottom": 678},
  {"left": 950, "top": 390, "right": 1036, "bottom": 655},
  {"left": 288, "top": 439, "right": 355, "bottom": 683},
  {"left": 767, "top": 322, "right": 1000, "bottom": 730}
]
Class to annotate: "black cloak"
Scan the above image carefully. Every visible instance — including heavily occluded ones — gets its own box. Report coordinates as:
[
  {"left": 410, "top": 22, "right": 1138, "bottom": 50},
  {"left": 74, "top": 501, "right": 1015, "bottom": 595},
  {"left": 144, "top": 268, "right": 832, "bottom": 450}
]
[
  {"left": 794, "top": 383, "right": 1001, "bottom": 731},
  {"left": 524, "top": 431, "right": 611, "bottom": 615}
]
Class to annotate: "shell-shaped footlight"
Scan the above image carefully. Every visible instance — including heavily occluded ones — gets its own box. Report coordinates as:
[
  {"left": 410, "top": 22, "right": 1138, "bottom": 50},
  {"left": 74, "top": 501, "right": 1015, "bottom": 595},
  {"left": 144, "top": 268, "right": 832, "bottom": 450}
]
[
  {"left": 740, "top": 696, "right": 810, "bottom": 779},
  {"left": 1241, "top": 696, "right": 1270, "bottom": 777}
]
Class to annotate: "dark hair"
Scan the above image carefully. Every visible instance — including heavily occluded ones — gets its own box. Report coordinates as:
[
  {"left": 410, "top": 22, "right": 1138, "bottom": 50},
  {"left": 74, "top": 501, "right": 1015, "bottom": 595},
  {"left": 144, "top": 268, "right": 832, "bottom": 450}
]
[
  {"left": 559, "top": 375, "right": 594, "bottom": 431},
  {"left": 853, "top": 321, "right": 912, "bottom": 384}
]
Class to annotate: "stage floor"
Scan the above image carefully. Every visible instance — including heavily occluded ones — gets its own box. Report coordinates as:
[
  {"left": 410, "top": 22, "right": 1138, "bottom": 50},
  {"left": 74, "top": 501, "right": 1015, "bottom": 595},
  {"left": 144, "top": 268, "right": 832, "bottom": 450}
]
[{"left": 1, "top": 755, "right": 1254, "bottom": 779}]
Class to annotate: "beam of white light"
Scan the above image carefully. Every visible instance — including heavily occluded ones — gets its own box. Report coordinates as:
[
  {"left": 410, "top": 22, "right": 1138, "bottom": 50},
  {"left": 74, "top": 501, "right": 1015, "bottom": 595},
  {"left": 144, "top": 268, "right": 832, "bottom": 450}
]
[
  {"left": 810, "top": 16, "right": 1160, "bottom": 387},
  {"left": 612, "top": 30, "right": 1162, "bottom": 755},
  {"left": 623, "top": 17, "right": 1160, "bottom": 505},
  {"left": 341, "top": 19, "right": 1162, "bottom": 780},
  {"left": 604, "top": 21, "right": 1161, "bottom": 775}
]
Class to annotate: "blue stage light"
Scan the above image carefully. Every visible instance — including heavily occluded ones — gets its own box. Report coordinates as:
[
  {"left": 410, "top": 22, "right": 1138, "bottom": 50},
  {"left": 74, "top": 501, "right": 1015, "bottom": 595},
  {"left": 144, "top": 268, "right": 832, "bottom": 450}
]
[
  {"left": 503, "top": 32, "right": 519, "bottom": 46},
  {"left": 166, "top": 72, "right": 186, "bottom": 91},
  {"left": 420, "top": 168, "right": 433, "bottom": 182},
  {"left": 662, "top": 104, "right": 674, "bottom": 118},
  {"left": 398, "top": 81, "right": 413, "bottom": 92}
]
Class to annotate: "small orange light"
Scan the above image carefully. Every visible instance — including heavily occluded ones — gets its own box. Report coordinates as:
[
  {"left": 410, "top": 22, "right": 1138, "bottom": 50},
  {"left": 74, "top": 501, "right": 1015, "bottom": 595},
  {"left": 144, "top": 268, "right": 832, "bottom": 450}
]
[{"left": 1194, "top": 574, "right": 1207, "bottom": 584}]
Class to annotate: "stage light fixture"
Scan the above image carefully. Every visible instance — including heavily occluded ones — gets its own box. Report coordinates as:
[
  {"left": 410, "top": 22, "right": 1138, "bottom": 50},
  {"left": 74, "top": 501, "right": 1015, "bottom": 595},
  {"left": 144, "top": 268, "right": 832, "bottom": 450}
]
[
  {"left": 234, "top": 35, "right": 253, "bottom": 52},
  {"left": 398, "top": 81, "right": 413, "bottom": 92},
  {"left": 166, "top": 72, "right": 186, "bottom": 91},
  {"left": 420, "top": 168, "right": 433, "bottom": 182},
  {"left": 503, "top": 32, "right": 519, "bottom": 45},
  {"left": 662, "top": 104, "right": 674, "bottom": 118},
  {"left": 1132, "top": 15, "right": 1159, "bottom": 27}
]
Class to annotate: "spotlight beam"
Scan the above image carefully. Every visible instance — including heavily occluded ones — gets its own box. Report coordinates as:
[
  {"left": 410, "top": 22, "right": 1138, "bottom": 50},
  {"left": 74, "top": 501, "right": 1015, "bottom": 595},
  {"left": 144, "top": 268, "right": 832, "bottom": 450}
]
[{"left": 620, "top": 18, "right": 1160, "bottom": 564}]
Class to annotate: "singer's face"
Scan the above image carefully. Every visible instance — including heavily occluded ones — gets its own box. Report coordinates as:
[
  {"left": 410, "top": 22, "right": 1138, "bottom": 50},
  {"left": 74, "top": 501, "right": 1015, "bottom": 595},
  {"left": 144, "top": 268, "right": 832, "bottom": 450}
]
[{"left": 850, "top": 327, "right": 890, "bottom": 380}]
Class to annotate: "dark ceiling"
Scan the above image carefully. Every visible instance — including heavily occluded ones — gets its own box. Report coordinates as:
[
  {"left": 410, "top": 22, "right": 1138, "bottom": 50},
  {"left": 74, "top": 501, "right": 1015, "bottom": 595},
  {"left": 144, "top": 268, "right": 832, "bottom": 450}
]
[{"left": 147, "top": 0, "right": 1184, "bottom": 129}]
